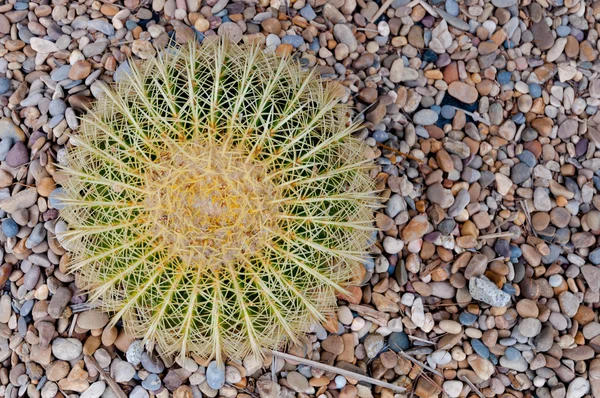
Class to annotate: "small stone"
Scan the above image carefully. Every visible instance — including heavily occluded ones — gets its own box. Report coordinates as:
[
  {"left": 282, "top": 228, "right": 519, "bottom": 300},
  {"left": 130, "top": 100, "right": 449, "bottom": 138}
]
[
  {"left": 322, "top": 335, "right": 344, "bottom": 355},
  {"left": 519, "top": 318, "right": 542, "bottom": 337},
  {"left": 126, "top": 340, "right": 144, "bottom": 365},
  {"left": 559, "top": 291, "right": 579, "bottom": 317},
  {"left": 447, "top": 81, "right": 478, "bottom": 104},
  {"left": 217, "top": 23, "right": 243, "bottom": 43},
  {"left": 80, "top": 381, "right": 106, "bottom": 398},
  {"left": 401, "top": 215, "right": 430, "bottom": 242},
  {"left": 427, "top": 183, "right": 454, "bottom": 208},
  {"left": 48, "top": 287, "right": 72, "bottom": 318},
  {"left": 88, "top": 19, "right": 115, "bottom": 35},
  {"left": 52, "top": 338, "right": 83, "bottom": 361},
  {"left": 413, "top": 109, "right": 438, "bottom": 125},
  {"left": 0, "top": 188, "right": 38, "bottom": 213},
  {"left": 142, "top": 374, "right": 162, "bottom": 391},
  {"left": 495, "top": 173, "right": 512, "bottom": 195},
  {"left": 443, "top": 380, "right": 463, "bottom": 398},
  {"left": 207, "top": 361, "right": 225, "bottom": 390},
  {"left": 531, "top": 21, "right": 555, "bottom": 50},
  {"left": 566, "top": 377, "right": 590, "bottom": 398},
  {"left": 364, "top": 333, "right": 384, "bottom": 358},
  {"left": 30, "top": 38, "right": 59, "bottom": 53},
  {"left": 77, "top": 310, "right": 109, "bottom": 330},
  {"left": 287, "top": 372, "right": 309, "bottom": 393},
  {"left": 469, "top": 276, "right": 511, "bottom": 307},
  {"left": 111, "top": 359, "right": 136, "bottom": 383},
  {"left": 2, "top": 218, "right": 18, "bottom": 238},
  {"left": 388, "top": 332, "right": 409, "bottom": 352},
  {"left": 0, "top": 78, "right": 9, "bottom": 95},
  {"left": 164, "top": 369, "right": 183, "bottom": 391},
  {"left": 511, "top": 163, "right": 531, "bottom": 184},
  {"left": 5, "top": 141, "right": 28, "bottom": 167},
  {"left": 132, "top": 40, "right": 156, "bottom": 59},
  {"left": 131, "top": 386, "right": 150, "bottom": 398},
  {"left": 141, "top": 352, "right": 165, "bottom": 373},
  {"left": 333, "top": 24, "right": 357, "bottom": 52},
  {"left": 69, "top": 61, "right": 92, "bottom": 80}
]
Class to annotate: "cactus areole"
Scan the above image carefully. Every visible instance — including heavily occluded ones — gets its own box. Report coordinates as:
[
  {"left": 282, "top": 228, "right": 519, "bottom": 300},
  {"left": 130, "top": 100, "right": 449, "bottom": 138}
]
[{"left": 58, "top": 39, "right": 378, "bottom": 362}]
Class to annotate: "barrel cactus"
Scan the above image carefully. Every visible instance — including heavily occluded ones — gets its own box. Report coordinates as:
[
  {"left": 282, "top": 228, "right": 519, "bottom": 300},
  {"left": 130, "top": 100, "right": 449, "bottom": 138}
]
[{"left": 57, "top": 39, "right": 377, "bottom": 361}]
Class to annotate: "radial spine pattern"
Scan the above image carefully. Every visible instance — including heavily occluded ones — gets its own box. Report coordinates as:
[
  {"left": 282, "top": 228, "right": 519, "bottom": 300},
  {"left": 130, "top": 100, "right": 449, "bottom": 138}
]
[{"left": 58, "top": 39, "right": 378, "bottom": 361}]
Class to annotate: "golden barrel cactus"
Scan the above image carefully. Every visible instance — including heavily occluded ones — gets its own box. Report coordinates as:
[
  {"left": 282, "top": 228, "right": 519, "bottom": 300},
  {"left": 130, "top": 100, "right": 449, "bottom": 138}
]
[{"left": 58, "top": 39, "right": 378, "bottom": 361}]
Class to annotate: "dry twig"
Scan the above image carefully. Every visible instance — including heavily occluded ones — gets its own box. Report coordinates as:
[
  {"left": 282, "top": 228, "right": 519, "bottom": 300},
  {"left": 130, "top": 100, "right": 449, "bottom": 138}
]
[
  {"left": 396, "top": 351, "right": 444, "bottom": 378},
  {"left": 370, "top": 0, "right": 395, "bottom": 22},
  {"left": 460, "top": 375, "right": 486, "bottom": 398},
  {"left": 85, "top": 355, "right": 128, "bottom": 398},
  {"left": 270, "top": 350, "right": 406, "bottom": 392},
  {"left": 377, "top": 143, "right": 424, "bottom": 163},
  {"left": 477, "top": 232, "right": 515, "bottom": 240}
]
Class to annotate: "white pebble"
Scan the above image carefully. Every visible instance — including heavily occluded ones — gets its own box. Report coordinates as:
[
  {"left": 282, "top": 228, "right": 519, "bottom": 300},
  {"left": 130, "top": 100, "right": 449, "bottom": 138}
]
[
  {"left": 334, "top": 376, "right": 347, "bottom": 389},
  {"left": 549, "top": 274, "right": 563, "bottom": 287}
]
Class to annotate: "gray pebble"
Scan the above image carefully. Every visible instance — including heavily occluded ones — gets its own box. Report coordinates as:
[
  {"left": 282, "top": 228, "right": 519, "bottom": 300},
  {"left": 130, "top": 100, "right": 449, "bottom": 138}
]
[
  {"left": 126, "top": 340, "right": 144, "bottom": 365},
  {"left": 206, "top": 361, "right": 225, "bottom": 390},
  {"left": 130, "top": 386, "right": 149, "bottom": 398},
  {"left": 48, "top": 99, "right": 67, "bottom": 117},
  {"left": 141, "top": 374, "right": 162, "bottom": 391},
  {"left": 26, "top": 223, "right": 46, "bottom": 249},
  {"left": 0, "top": 78, "right": 10, "bottom": 95},
  {"left": 87, "top": 20, "right": 115, "bottom": 36}
]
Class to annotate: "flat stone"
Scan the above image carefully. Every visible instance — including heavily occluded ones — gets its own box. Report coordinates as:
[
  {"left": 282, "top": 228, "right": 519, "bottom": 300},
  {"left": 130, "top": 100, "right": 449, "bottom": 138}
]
[
  {"left": 448, "top": 81, "right": 478, "bottom": 104},
  {"left": 287, "top": 372, "right": 309, "bottom": 393},
  {"left": 48, "top": 287, "right": 72, "bottom": 318},
  {"left": 77, "top": 310, "right": 110, "bottom": 330},
  {"left": 80, "top": 381, "right": 106, "bottom": 398},
  {"left": 0, "top": 118, "right": 25, "bottom": 142},
  {"left": 111, "top": 359, "right": 135, "bottom": 383},
  {"left": 559, "top": 291, "right": 579, "bottom": 317},
  {"left": 333, "top": 24, "right": 357, "bottom": 52},
  {"left": 413, "top": 109, "right": 438, "bottom": 125},
  {"left": 30, "top": 38, "right": 59, "bottom": 53},
  {"left": 469, "top": 276, "right": 511, "bottom": 307},
  {"left": 518, "top": 318, "right": 542, "bottom": 337},
  {"left": 531, "top": 21, "right": 555, "bottom": 50},
  {"left": 52, "top": 338, "right": 83, "bottom": 361},
  {"left": 206, "top": 361, "right": 225, "bottom": 390}
]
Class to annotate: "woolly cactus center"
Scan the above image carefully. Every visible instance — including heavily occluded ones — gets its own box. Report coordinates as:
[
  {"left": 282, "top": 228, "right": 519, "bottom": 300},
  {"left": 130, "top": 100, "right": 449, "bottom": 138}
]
[{"left": 145, "top": 144, "right": 279, "bottom": 266}]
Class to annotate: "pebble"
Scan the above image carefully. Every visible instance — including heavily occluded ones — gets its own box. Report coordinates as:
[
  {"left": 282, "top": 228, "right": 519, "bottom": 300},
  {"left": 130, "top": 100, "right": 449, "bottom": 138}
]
[
  {"left": 2, "top": 218, "right": 18, "bottom": 238},
  {"left": 142, "top": 374, "right": 162, "bottom": 391},
  {"left": 447, "top": 82, "right": 479, "bottom": 104},
  {"left": 413, "top": 109, "right": 438, "bottom": 125},
  {"left": 130, "top": 386, "right": 150, "bottom": 398},
  {"left": 469, "top": 276, "right": 511, "bottom": 307},
  {"left": 126, "top": 340, "right": 144, "bottom": 365},
  {"left": 111, "top": 359, "right": 136, "bottom": 383},
  {"left": 206, "top": 361, "right": 225, "bottom": 390},
  {"left": 80, "top": 381, "right": 106, "bottom": 398},
  {"left": 388, "top": 332, "right": 409, "bottom": 352},
  {"left": 77, "top": 310, "right": 109, "bottom": 330},
  {"left": 51, "top": 338, "right": 83, "bottom": 361}
]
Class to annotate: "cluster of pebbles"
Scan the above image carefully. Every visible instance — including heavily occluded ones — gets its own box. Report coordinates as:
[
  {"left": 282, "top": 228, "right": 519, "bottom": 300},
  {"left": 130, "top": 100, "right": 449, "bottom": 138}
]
[{"left": 0, "top": 0, "right": 600, "bottom": 396}]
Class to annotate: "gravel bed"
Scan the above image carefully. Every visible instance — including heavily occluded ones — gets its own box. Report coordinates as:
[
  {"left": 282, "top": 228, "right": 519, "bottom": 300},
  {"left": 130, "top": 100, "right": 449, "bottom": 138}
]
[{"left": 0, "top": 0, "right": 600, "bottom": 397}]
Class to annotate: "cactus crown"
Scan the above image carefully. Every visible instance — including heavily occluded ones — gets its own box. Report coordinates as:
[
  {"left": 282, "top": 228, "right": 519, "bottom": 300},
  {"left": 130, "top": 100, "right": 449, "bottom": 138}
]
[{"left": 58, "top": 39, "right": 378, "bottom": 361}]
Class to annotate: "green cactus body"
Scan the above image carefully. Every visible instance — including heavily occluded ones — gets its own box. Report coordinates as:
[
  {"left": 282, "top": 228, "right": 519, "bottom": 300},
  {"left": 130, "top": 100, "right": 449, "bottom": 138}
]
[{"left": 58, "top": 39, "right": 378, "bottom": 361}]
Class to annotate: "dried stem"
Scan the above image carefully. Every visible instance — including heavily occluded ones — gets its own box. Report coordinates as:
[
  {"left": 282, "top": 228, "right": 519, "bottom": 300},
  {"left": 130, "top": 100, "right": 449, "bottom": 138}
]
[
  {"left": 396, "top": 351, "right": 443, "bottom": 378},
  {"left": 477, "top": 232, "right": 515, "bottom": 240},
  {"left": 270, "top": 350, "right": 406, "bottom": 392},
  {"left": 460, "top": 375, "right": 485, "bottom": 398},
  {"left": 377, "top": 143, "right": 424, "bottom": 163},
  {"left": 85, "top": 355, "right": 128, "bottom": 398}
]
